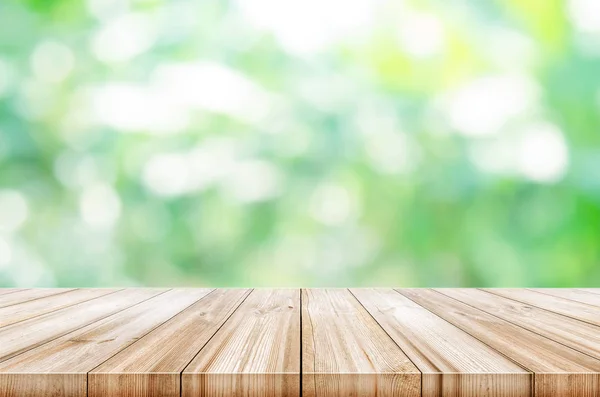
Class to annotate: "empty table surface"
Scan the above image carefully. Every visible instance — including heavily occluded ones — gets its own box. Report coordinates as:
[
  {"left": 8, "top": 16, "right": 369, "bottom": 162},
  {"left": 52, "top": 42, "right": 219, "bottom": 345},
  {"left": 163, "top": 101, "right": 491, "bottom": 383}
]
[{"left": 0, "top": 288, "right": 599, "bottom": 397}]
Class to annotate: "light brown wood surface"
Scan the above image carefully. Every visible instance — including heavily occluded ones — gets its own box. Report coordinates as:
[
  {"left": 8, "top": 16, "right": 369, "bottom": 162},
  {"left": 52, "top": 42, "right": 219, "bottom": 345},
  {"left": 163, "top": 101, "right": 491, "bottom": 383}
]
[
  {"left": 579, "top": 288, "right": 600, "bottom": 294},
  {"left": 439, "top": 289, "right": 600, "bottom": 361},
  {"left": 303, "top": 289, "right": 420, "bottom": 397},
  {"left": 0, "top": 289, "right": 23, "bottom": 296},
  {"left": 0, "top": 288, "right": 599, "bottom": 397},
  {"left": 0, "top": 288, "right": 74, "bottom": 308},
  {"left": 0, "top": 288, "right": 119, "bottom": 328},
  {"left": 89, "top": 289, "right": 250, "bottom": 397},
  {"left": 182, "top": 289, "right": 300, "bottom": 397},
  {"left": 0, "top": 289, "right": 211, "bottom": 397},
  {"left": 402, "top": 289, "right": 600, "bottom": 397},
  {"left": 484, "top": 288, "right": 600, "bottom": 327},
  {"left": 528, "top": 288, "right": 600, "bottom": 307},
  {"left": 352, "top": 288, "right": 530, "bottom": 397},
  {"left": 0, "top": 288, "right": 158, "bottom": 363}
]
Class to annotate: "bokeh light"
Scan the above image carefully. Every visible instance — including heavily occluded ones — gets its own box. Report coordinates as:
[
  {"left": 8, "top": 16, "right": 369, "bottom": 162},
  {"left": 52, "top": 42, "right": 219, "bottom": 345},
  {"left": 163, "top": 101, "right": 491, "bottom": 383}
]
[{"left": 0, "top": 0, "right": 599, "bottom": 287}]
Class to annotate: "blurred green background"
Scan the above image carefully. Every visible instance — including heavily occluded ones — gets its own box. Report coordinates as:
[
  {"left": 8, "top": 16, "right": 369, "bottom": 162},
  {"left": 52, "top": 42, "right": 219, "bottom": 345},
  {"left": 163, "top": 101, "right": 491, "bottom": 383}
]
[{"left": 1, "top": 0, "right": 599, "bottom": 288}]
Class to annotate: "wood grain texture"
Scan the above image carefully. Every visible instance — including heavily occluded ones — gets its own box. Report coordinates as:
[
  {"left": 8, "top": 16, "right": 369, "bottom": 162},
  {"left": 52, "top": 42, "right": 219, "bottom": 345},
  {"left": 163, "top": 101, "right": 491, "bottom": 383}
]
[
  {"left": 0, "top": 288, "right": 160, "bottom": 363},
  {"left": 0, "top": 289, "right": 210, "bottom": 397},
  {"left": 0, "top": 374, "right": 84, "bottom": 397},
  {"left": 353, "top": 289, "right": 530, "bottom": 397},
  {"left": 0, "top": 288, "right": 120, "bottom": 328},
  {"left": 528, "top": 288, "right": 600, "bottom": 307},
  {"left": 401, "top": 289, "right": 600, "bottom": 397},
  {"left": 0, "top": 288, "right": 75, "bottom": 308},
  {"left": 439, "top": 289, "right": 600, "bottom": 361},
  {"left": 303, "top": 289, "right": 421, "bottom": 397},
  {"left": 484, "top": 288, "right": 600, "bottom": 327},
  {"left": 0, "top": 288, "right": 599, "bottom": 397},
  {"left": 89, "top": 288, "right": 250, "bottom": 397},
  {"left": 182, "top": 289, "right": 300, "bottom": 397}
]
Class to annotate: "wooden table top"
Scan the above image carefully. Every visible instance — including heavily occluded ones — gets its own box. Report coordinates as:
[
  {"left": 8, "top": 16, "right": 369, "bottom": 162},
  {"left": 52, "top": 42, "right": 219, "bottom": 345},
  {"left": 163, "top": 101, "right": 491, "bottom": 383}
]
[{"left": 0, "top": 288, "right": 599, "bottom": 397}]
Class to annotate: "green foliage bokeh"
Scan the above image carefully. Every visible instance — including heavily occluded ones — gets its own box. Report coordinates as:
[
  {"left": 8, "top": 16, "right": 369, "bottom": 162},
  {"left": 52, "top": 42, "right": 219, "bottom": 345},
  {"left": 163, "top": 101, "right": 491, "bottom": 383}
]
[{"left": 0, "top": 0, "right": 599, "bottom": 287}]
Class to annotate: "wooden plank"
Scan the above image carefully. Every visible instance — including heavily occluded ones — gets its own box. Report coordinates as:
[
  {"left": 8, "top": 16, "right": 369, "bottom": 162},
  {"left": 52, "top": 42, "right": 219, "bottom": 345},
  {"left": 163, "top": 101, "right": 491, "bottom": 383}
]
[
  {"left": 484, "top": 288, "right": 600, "bottom": 327},
  {"left": 89, "top": 289, "right": 250, "bottom": 397},
  {"left": 0, "top": 288, "right": 120, "bottom": 329},
  {"left": 399, "top": 289, "right": 600, "bottom": 397},
  {"left": 0, "top": 288, "right": 211, "bottom": 397},
  {"left": 0, "top": 289, "right": 24, "bottom": 296},
  {"left": 302, "top": 289, "right": 420, "bottom": 397},
  {"left": 352, "top": 288, "right": 530, "bottom": 397},
  {"left": 528, "top": 288, "right": 600, "bottom": 308},
  {"left": 182, "top": 289, "right": 300, "bottom": 397},
  {"left": 579, "top": 289, "right": 600, "bottom": 294},
  {"left": 438, "top": 289, "right": 600, "bottom": 362},
  {"left": 0, "top": 288, "right": 164, "bottom": 363},
  {"left": 0, "top": 288, "right": 75, "bottom": 308},
  {"left": 2, "top": 288, "right": 600, "bottom": 397}
]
